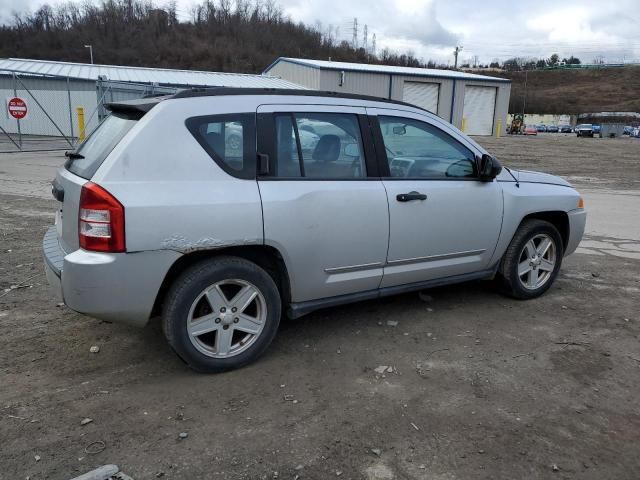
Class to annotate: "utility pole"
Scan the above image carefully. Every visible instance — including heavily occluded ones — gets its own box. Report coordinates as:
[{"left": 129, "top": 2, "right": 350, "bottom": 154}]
[
  {"left": 372, "top": 34, "right": 376, "bottom": 56},
  {"left": 453, "top": 45, "right": 463, "bottom": 69},
  {"left": 84, "top": 44, "right": 93, "bottom": 64},
  {"left": 522, "top": 69, "right": 528, "bottom": 119}
]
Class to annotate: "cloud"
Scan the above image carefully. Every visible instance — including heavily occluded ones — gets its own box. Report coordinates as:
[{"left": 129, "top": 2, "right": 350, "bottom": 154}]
[{"left": 279, "top": 0, "right": 458, "bottom": 52}]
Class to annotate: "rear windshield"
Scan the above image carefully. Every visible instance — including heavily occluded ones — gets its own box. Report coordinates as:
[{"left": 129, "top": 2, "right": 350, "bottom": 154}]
[{"left": 65, "top": 113, "right": 138, "bottom": 179}]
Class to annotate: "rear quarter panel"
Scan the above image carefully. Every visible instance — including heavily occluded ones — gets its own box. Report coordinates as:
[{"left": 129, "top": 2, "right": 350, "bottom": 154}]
[{"left": 91, "top": 97, "right": 263, "bottom": 253}]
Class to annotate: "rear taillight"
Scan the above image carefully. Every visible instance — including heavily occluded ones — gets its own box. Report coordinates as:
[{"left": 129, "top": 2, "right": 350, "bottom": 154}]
[{"left": 79, "top": 182, "right": 125, "bottom": 252}]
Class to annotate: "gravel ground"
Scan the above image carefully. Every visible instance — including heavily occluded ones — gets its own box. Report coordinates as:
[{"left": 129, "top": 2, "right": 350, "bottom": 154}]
[{"left": 1, "top": 134, "right": 639, "bottom": 480}]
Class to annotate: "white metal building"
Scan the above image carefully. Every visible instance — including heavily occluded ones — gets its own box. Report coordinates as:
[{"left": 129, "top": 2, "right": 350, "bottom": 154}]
[
  {"left": 0, "top": 58, "right": 303, "bottom": 138},
  {"left": 264, "top": 58, "right": 511, "bottom": 136}
]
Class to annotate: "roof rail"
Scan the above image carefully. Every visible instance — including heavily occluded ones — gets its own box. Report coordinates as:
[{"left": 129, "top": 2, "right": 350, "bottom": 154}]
[{"left": 171, "top": 87, "right": 428, "bottom": 111}]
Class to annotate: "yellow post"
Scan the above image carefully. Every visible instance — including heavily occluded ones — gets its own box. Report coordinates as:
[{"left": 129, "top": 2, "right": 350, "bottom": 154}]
[
  {"left": 461, "top": 117, "right": 467, "bottom": 133},
  {"left": 76, "top": 107, "right": 86, "bottom": 141},
  {"left": 496, "top": 120, "right": 502, "bottom": 138}
]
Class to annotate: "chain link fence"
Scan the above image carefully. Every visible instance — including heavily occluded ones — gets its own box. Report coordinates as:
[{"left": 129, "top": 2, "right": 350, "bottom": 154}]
[{"left": 0, "top": 70, "right": 180, "bottom": 152}]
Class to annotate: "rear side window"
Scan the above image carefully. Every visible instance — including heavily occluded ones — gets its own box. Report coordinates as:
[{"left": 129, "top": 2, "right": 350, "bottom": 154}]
[
  {"left": 66, "top": 113, "right": 138, "bottom": 179},
  {"left": 186, "top": 113, "right": 256, "bottom": 179},
  {"left": 272, "top": 113, "right": 366, "bottom": 179}
]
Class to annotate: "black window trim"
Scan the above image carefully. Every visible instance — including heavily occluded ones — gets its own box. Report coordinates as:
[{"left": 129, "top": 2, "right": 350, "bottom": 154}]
[
  {"left": 257, "top": 111, "right": 379, "bottom": 181},
  {"left": 370, "top": 114, "right": 482, "bottom": 181},
  {"left": 185, "top": 112, "right": 257, "bottom": 180}
]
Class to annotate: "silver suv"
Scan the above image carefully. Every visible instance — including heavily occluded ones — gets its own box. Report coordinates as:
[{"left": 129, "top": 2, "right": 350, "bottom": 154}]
[{"left": 43, "top": 89, "right": 586, "bottom": 372}]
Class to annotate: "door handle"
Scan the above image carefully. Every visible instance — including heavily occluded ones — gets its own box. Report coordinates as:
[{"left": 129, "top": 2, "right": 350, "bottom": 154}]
[{"left": 396, "top": 191, "right": 427, "bottom": 202}]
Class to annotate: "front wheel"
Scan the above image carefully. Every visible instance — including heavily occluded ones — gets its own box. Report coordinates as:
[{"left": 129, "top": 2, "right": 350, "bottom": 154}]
[
  {"left": 162, "top": 256, "right": 281, "bottom": 373},
  {"left": 498, "top": 219, "right": 564, "bottom": 299}
]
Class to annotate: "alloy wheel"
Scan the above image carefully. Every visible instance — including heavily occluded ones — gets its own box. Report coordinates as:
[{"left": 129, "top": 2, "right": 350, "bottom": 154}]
[
  {"left": 517, "top": 233, "right": 557, "bottom": 290},
  {"left": 186, "top": 279, "right": 267, "bottom": 358}
]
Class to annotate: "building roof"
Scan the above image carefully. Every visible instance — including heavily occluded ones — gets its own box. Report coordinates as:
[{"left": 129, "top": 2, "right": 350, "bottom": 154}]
[
  {"left": 0, "top": 58, "right": 304, "bottom": 89},
  {"left": 265, "top": 57, "right": 511, "bottom": 83}
]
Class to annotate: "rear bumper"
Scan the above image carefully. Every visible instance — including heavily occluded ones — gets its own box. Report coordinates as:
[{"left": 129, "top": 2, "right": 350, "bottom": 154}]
[
  {"left": 42, "top": 226, "right": 181, "bottom": 327},
  {"left": 565, "top": 208, "right": 587, "bottom": 256}
]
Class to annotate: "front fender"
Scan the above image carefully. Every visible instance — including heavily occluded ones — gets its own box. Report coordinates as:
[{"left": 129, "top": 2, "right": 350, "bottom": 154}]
[{"left": 490, "top": 181, "right": 583, "bottom": 266}]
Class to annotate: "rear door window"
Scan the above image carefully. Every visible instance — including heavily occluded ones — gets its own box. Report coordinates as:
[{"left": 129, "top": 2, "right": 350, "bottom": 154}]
[
  {"left": 272, "top": 112, "right": 366, "bottom": 179},
  {"left": 65, "top": 113, "right": 138, "bottom": 179},
  {"left": 186, "top": 113, "right": 256, "bottom": 179}
]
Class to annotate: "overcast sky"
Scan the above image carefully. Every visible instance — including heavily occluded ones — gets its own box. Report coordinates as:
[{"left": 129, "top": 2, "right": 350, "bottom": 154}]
[{"left": 2, "top": 0, "right": 639, "bottom": 65}]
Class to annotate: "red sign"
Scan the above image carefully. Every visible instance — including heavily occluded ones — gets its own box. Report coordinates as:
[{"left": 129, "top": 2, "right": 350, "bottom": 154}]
[{"left": 7, "top": 97, "right": 27, "bottom": 120}]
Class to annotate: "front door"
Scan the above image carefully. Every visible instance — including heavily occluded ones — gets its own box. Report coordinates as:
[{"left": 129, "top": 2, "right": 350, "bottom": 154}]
[
  {"left": 367, "top": 107, "right": 503, "bottom": 288},
  {"left": 257, "top": 105, "right": 389, "bottom": 303}
]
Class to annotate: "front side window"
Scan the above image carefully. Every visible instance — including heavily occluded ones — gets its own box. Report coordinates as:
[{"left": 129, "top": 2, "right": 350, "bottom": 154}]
[
  {"left": 379, "top": 116, "right": 476, "bottom": 179},
  {"left": 273, "top": 113, "right": 365, "bottom": 179},
  {"left": 186, "top": 113, "right": 255, "bottom": 179}
]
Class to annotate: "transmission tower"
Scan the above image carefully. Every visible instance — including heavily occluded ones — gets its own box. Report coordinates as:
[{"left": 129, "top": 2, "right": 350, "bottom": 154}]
[
  {"left": 363, "top": 24, "right": 368, "bottom": 51},
  {"left": 352, "top": 17, "right": 358, "bottom": 48}
]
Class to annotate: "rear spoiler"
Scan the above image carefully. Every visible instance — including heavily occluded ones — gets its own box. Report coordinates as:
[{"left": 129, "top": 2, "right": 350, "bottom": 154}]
[{"left": 104, "top": 95, "right": 170, "bottom": 115}]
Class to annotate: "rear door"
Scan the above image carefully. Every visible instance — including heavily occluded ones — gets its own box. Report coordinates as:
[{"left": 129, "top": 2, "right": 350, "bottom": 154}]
[
  {"left": 367, "top": 107, "right": 503, "bottom": 288},
  {"left": 256, "top": 104, "right": 389, "bottom": 303}
]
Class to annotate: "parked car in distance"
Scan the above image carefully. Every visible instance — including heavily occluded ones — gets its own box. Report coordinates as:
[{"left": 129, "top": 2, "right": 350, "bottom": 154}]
[
  {"left": 575, "top": 124, "right": 594, "bottom": 137},
  {"left": 592, "top": 124, "right": 601, "bottom": 135},
  {"left": 43, "top": 88, "right": 586, "bottom": 373},
  {"left": 523, "top": 126, "right": 538, "bottom": 135},
  {"left": 559, "top": 124, "right": 573, "bottom": 133},
  {"left": 546, "top": 125, "right": 559, "bottom": 133},
  {"left": 623, "top": 126, "right": 633, "bottom": 136},
  {"left": 535, "top": 124, "right": 547, "bottom": 132}
]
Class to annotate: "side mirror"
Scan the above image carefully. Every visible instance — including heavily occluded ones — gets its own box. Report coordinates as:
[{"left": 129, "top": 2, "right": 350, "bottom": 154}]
[
  {"left": 392, "top": 125, "right": 407, "bottom": 135},
  {"left": 478, "top": 153, "right": 502, "bottom": 181}
]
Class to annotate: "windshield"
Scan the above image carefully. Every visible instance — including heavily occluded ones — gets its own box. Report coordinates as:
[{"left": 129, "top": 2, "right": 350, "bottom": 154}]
[{"left": 65, "top": 113, "right": 138, "bottom": 179}]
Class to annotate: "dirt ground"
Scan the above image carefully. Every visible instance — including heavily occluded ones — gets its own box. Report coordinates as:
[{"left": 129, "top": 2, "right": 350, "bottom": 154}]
[{"left": 1, "top": 134, "right": 639, "bottom": 480}]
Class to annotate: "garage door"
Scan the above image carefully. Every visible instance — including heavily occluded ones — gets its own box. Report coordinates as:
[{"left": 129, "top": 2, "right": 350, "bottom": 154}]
[
  {"left": 402, "top": 82, "right": 439, "bottom": 114},
  {"left": 462, "top": 86, "right": 497, "bottom": 135}
]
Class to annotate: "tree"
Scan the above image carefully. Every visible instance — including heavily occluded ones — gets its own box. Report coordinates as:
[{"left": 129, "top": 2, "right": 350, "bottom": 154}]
[
  {"left": 548, "top": 53, "right": 560, "bottom": 66},
  {"left": 536, "top": 59, "right": 546, "bottom": 69},
  {"left": 503, "top": 58, "right": 520, "bottom": 71}
]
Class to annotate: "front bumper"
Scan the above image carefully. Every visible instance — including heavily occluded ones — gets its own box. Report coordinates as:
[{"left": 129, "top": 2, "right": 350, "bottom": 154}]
[
  {"left": 565, "top": 208, "right": 587, "bottom": 256},
  {"left": 42, "top": 226, "right": 181, "bottom": 327}
]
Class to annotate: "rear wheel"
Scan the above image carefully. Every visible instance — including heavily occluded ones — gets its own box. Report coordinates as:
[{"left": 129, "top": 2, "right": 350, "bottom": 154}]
[
  {"left": 162, "top": 256, "right": 281, "bottom": 373},
  {"left": 498, "top": 219, "right": 564, "bottom": 299}
]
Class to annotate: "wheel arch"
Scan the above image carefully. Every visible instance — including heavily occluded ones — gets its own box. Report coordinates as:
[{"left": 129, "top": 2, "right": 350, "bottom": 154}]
[
  {"left": 519, "top": 210, "right": 570, "bottom": 251},
  {"left": 151, "top": 245, "right": 291, "bottom": 319}
]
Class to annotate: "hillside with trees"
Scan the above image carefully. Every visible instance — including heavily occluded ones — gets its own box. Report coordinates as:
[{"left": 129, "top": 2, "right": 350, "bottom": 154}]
[
  {"left": 0, "top": 0, "right": 428, "bottom": 73},
  {"left": 496, "top": 66, "right": 640, "bottom": 114}
]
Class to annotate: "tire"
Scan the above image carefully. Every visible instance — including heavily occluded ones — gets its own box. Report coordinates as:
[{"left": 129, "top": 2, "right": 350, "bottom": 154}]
[
  {"left": 162, "top": 256, "right": 281, "bottom": 373},
  {"left": 498, "top": 219, "right": 564, "bottom": 300}
]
